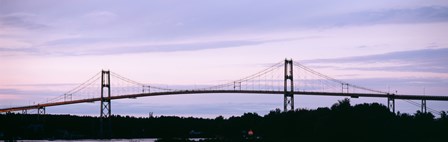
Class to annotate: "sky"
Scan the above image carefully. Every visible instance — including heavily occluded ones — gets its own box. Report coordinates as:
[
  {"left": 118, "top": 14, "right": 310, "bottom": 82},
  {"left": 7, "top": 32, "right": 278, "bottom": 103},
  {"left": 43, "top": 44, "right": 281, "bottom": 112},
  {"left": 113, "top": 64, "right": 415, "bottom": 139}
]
[{"left": 1, "top": 0, "right": 448, "bottom": 118}]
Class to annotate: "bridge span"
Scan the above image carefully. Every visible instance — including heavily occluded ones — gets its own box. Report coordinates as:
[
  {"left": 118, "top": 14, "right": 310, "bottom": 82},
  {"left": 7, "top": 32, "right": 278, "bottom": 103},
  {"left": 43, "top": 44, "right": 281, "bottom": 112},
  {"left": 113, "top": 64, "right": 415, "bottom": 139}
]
[
  {"left": 1, "top": 90, "right": 447, "bottom": 113},
  {"left": 1, "top": 59, "right": 447, "bottom": 116}
]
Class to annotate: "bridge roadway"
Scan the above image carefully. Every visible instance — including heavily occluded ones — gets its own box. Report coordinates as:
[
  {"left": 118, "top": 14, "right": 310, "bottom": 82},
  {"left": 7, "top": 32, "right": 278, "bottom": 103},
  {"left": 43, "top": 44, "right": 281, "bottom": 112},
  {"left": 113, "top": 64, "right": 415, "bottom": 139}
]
[{"left": 1, "top": 90, "right": 448, "bottom": 113}]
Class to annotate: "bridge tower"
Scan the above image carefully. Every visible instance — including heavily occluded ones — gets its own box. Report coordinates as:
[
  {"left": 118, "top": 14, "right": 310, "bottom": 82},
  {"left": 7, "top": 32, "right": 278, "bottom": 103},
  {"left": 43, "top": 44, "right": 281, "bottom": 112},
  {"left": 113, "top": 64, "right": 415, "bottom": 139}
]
[
  {"left": 100, "top": 70, "right": 111, "bottom": 118},
  {"left": 421, "top": 99, "right": 427, "bottom": 113},
  {"left": 100, "top": 70, "right": 112, "bottom": 138},
  {"left": 342, "top": 83, "right": 349, "bottom": 93},
  {"left": 284, "top": 59, "right": 294, "bottom": 111}
]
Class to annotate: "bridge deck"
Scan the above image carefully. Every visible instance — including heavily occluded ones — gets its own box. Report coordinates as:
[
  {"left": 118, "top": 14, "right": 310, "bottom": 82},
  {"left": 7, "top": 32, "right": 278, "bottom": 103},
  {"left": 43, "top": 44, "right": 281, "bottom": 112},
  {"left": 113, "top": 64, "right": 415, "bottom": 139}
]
[{"left": 1, "top": 90, "right": 448, "bottom": 113}]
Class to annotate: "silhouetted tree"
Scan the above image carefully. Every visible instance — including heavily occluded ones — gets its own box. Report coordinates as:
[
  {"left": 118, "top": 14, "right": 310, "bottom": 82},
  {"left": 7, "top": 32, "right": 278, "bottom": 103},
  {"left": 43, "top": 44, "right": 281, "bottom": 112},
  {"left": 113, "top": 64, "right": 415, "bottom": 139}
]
[{"left": 331, "top": 98, "right": 351, "bottom": 111}]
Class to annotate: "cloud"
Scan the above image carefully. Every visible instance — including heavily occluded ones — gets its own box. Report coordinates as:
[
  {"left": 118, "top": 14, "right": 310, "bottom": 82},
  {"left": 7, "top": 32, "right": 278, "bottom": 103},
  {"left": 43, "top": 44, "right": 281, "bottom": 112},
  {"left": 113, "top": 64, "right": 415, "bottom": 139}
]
[
  {"left": 82, "top": 11, "right": 118, "bottom": 25},
  {"left": 2, "top": 4, "right": 448, "bottom": 57},
  {"left": 0, "top": 88, "right": 61, "bottom": 98},
  {"left": 0, "top": 47, "right": 37, "bottom": 52},
  {"left": 0, "top": 47, "right": 40, "bottom": 56},
  {"left": 0, "top": 13, "right": 47, "bottom": 29},
  {"left": 132, "top": 5, "right": 448, "bottom": 38},
  {"left": 30, "top": 36, "right": 301, "bottom": 56},
  {"left": 344, "top": 77, "right": 448, "bottom": 87},
  {"left": 0, "top": 86, "right": 89, "bottom": 107},
  {"left": 85, "top": 39, "right": 290, "bottom": 55},
  {"left": 84, "top": 11, "right": 116, "bottom": 19},
  {"left": 341, "top": 77, "right": 448, "bottom": 96},
  {"left": 43, "top": 37, "right": 108, "bottom": 46},
  {"left": 303, "top": 48, "right": 448, "bottom": 73},
  {"left": 309, "top": 6, "right": 448, "bottom": 27}
]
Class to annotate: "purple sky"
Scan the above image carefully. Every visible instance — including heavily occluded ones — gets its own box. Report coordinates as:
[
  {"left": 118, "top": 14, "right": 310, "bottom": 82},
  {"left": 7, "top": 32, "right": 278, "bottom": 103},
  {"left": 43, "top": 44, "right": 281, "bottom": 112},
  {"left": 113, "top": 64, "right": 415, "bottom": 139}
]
[{"left": 1, "top": 0, "right": 448, "bottom": 118}]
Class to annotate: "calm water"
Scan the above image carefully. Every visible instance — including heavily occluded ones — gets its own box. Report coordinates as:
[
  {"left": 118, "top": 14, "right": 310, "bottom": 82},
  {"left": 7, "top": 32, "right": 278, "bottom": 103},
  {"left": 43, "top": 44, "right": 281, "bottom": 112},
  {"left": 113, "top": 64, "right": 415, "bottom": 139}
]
[
  {"left": 19, "top": 139, "right": 156, "bottom": 142},
  {"left": 19, "top": 138, "right": 206, "bottom": 142}
]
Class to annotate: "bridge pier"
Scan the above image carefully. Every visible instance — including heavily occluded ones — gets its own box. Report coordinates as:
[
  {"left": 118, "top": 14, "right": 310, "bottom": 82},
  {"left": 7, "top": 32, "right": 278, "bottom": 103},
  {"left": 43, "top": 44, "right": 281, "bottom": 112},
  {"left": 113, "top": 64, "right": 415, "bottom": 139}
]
[
  {"left": 387, "top": 95, "right": 395, "bottom": 114},
  {"left": 22, "top": 109, "right": 27, "bottom": 114},
  {"left": 421, "top": 99, "right": 427, "bottom": 113},
  {"left": 36, "top": 107, "right": 46, "bottom": 121},
  {"left": 100, "top": 70, "right": 112, "bottom": 138},
  {"left": 284, "top": 59, "right": 294, "bottom": 111},
  {"left": 38, "top": 107, "right": 45, "bottom": 115}
]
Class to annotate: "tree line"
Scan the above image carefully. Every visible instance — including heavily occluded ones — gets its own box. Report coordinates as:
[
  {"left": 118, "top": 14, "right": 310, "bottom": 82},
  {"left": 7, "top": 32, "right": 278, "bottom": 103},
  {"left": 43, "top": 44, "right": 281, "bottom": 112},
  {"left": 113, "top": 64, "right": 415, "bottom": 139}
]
[{"left": 0, "top": 98, "right": 447, "bottom": 141}]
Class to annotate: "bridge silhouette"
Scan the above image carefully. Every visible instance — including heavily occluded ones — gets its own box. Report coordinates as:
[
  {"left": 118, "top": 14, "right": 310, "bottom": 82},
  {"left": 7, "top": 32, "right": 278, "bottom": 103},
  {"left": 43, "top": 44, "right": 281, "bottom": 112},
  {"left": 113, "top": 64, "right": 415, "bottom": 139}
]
[{"left": 1, "top": 59, "right": 447, "bottom": 116}]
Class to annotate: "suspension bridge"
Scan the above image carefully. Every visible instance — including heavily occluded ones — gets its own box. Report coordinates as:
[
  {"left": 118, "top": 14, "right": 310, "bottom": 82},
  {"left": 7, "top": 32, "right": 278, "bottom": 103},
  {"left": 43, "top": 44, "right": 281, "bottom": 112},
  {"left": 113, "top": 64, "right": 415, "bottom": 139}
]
[{"left": 1, "top": 59, "right": 447, "bottom": 117}]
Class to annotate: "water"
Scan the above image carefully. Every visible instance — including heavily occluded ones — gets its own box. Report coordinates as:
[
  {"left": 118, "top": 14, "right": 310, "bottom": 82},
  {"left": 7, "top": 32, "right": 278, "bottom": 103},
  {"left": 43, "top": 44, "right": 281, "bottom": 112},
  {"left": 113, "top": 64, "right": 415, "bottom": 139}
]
[
  {"left": 18, "top": 138, "right": 207, "bottom": 142},
  {"left": 19, "top": 139, "right": 157, "bottom": 142}
]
